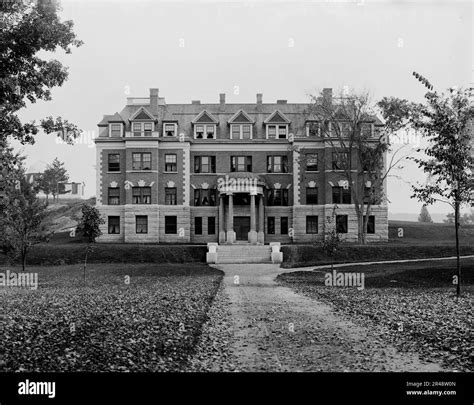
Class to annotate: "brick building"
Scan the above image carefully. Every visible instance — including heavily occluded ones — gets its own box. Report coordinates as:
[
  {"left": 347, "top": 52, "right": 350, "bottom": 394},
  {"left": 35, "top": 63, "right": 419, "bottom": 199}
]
[{"left": 95, "top": 88, "right": 388, "bottom": 244}]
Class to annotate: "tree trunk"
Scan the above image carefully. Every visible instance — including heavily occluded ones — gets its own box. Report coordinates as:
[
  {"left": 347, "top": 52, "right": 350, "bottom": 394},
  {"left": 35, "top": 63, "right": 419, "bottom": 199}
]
[
  {"left": 22, "top": 254, "right": 26, "bottom": 272},
  {"left": 454, "top": 200, "right": 461, "bottom": 297}
]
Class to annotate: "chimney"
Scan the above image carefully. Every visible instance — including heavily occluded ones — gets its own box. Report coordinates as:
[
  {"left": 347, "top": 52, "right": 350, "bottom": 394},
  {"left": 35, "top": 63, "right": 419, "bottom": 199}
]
[
  {"left": 150, "top": 88, "right": 159, "bottom": 113},
  {"left": 322, "top": 88, "right": 332, "bottom": 106},
  {"left": 219, "top": 93, "right": 225, "bottom": 111},
  {"left": 191, "top": 100, "right": 201, "bottom": 105},
  {"left": 257, "top": 93, "right": 263, "bottom": 104},
  {"left": 277, "top": 100, "right": 287, "bottom": 104}
]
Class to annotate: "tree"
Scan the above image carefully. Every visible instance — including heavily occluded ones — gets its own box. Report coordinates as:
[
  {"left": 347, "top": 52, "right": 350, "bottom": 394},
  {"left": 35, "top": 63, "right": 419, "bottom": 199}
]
[
  {"left": 0, "top": 168, "right": 49, "bottom": 271},
  {"left": 76, "top": 203, "right": 105, "bottom": 283},
  {"left": 319, "top": 229, "right": 342, "bottom": 272},
  {"left": 0, "top": 0, "right": 82, "bottom": 159},
  {"left": 37, "top": 158, "right": 69, "bottom": 202},
  {"left": 418, "top": 204, "right": 433, "bottom": 223},
  {"left": 304, "top": 89, "right": 411, "bottom": 244},
  {"left": 444, "top": 212, "right": 474, "bottom": 225},
  {"left": 381, "top": 73, "right": 473, "bottom": 296}
]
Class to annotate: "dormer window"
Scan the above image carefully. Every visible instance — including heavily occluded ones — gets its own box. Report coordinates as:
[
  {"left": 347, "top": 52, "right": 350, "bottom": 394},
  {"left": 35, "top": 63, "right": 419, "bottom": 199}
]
[
  {"left": 163, "top": 123, "right": 177, "bottom": 137},
  {"left": 132, "top": 122, "right": 154, "bottom": 137},
  {"left": 264, "top": 110, "right": 290, "bottom": 140},
  {"left": 109, "top": 123, "right": 123, "bottom": 137},
  {"left": 228, "top": 110, "right": 255, "bottom": 140},
  {"left": 306, "top": 121, "right": 320, "bottom": 137},
  {"left": 192, "top": 110, "right": 218, "bottom": 140}
]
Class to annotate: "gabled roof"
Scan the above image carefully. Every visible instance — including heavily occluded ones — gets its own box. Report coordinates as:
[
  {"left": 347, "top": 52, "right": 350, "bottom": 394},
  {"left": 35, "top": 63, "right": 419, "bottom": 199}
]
[
  {"left": 192, "top": 110, "right": 219, "bottom": 124},
  {"left": 129, "top": 107, "right": 155, "bottom": 121},
  {"left": 264, "top": 110, "right": 291, "bottom": 124},
  {"left": 98, "top": 112, "right": 124, "bottom": 126},
  {"left": 228, "top": 110, "right": 255, "bottom": 124}
]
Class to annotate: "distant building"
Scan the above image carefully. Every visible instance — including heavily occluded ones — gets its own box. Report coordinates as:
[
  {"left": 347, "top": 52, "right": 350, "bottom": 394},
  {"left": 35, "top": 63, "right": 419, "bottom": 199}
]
[{"left": 26, "top": 172, "right": 86, "bottom": 200}]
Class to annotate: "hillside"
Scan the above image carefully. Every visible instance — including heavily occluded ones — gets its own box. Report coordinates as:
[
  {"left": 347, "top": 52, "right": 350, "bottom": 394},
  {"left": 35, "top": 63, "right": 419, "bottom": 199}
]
[{"left": 41, "top": 198, "right": 95, "bottom": 242}]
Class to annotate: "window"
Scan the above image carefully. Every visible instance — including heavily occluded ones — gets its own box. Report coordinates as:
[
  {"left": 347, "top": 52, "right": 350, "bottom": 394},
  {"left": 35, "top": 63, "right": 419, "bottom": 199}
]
[
  {"left": 332, "top": 186, "right": 351, "bottom": 204},
  {"left": 132, "top": 152, "right": 151, "bottom": 170},
  {"left": 280, "top": 217, "right": 288, "bottom": 235},
  {"left": 108, "top": 187, "right": 120, "bottom": 205},
  {"left": 165, "top": 154, "right": 177, "bottom": 172},
  {"left": 194, "top": 156, "right": 216, "bottom": 173},
  {"left": 132, "top": 122, "right": 153, "bottom": 136},
  {"left": 195, "top": 124, "right": 215, "bottom": 139},
  {"left": 110, "top": 124, "right": 122, "bottom": 137},
  {"left": 361, "top": 123, "right": 373, "bottom": 137},
  {"left": 231, "top": 156, "right": 252, "bottom": 172},
  {"left": 208, "top": 217, "right": 216, "bottom": 235},
  {"left": 306, "top": 154, "right": 318, "bottom": 171},
  {"left": 165, "top": 216, "right": 177, "bottom": 234},
  {"left": 340, "top": 122, "right": 351, "bottom": 137},
  {"left": 307, "top": 121, "right": 320, "bottom": 137},
  {"left": 165, "top": 187, "right": 177, "bottom": 205},
  {"left": 306, "top": 216, "right": 318, "bottom": 234},
  {"left": 231, "top": 124, "right": 252, "bottom": 139},
  {"left": 132, "top": 187, "right": 151, "bottom": 204},
  {"left": 336, "top": 215, "right": 348, "bottom": 233},
  {"left": 306, "top": 187, "right": 318, "bottom": 204},
  {"left": 108, "top": 216, "right": 120, "bottom": 234},
  {"left": 144, "top": 122, "right": 153, "bottom": 136},
  {"left": 132, "top": 122, "right": 142, "bottom": 137},
  {"left": 164, "top": 123, "right": 177, "bottom": 137},
  {"left": 267, "top": 156, "right": 288, "bottom": 173},
  {"left": 108, "top": 154, "right": 120, "bottom": 172},
  {"left": 278, "top": 126, "right": 288, "bottom": 139},
  {"left": 136, "top": 216, "right": 148, "bottom": 234},
  {"left": 267, "top": 125, "right": 288, "bottom": 139},
  {"left": 267, "top": 189, "right": 289, "bottom": 206},
  {"left": 364, "top": 187, "right": 378, "bottom": 204},
  {"left": 332, "top": 152, "right": 349, "bottom": 170},
  {"left": 268, "top": 217, "right": 275, "bottom": 234},
  {"left": 194, "top": 189, "right": 216, "bottom": 206},
  {"left": 364, "top": 215, "right": 375, "bottom": 234},
  {"left": 194, "top": 217, "right": 202, "bottom": 235}
]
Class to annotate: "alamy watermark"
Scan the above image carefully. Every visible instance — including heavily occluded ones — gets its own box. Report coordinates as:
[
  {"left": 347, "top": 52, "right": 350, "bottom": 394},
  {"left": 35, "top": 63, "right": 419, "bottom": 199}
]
[
  {"left": 55, "top": 130, "right": 96, "bottom": 148},
  {"left": 0, "top": 270, "right": 38, "bottom": 290},
  {"left": 324, "top": 269, "right": 365, "bottom": 291}
]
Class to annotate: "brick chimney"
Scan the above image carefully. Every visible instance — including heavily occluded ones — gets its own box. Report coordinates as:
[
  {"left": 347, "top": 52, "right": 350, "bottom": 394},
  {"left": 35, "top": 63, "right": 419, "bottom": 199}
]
[
  {"left": 219, "top": 93, "right": 225, "bottom": 111},
  {"left": 277, "top": 100, "right": 287, "bottom": 104},
  {"left": 322, "top": 88, "right": 332, "bottom": 106},
  {"left": 150, "top": 88, "right": 159, "bottom": 113},
  {"left": 256, "top": 93, "right": 263, "bottom": 111},
  {"left": 191, "top": 100, "right": 201, "bottom": 105}
]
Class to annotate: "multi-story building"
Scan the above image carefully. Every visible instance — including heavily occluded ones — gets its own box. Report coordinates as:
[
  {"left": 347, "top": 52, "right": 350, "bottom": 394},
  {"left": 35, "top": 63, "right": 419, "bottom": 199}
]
[{"left": 95, "top": 88, "right": 387, "bottom": 244}]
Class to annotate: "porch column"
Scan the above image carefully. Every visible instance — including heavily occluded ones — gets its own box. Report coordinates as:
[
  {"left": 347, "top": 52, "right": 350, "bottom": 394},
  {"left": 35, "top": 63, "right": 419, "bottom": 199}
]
[
  {"left": 257, "top": 195, "right": 265, "bottom": 244},
  {"left": 248, "top": 193, "right": 257, "bottom": 244},
  {"left": 226, "top": 192, "right": 235, "bottom": 243},
  {"left": 218, "top": 194, "right": 225, "bottom": 243}
]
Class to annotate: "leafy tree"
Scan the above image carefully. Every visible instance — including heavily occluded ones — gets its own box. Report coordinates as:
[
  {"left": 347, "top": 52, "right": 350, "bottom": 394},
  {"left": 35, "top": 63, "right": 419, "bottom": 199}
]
[
  {"left": 381, "top": 73, "right": 473, "bottom": 296},
  {"left": 418, "top": 204, "right": 433, "bottom": 223},
  {"left": 0, "top": 0, "right": 82, "bottom": 150},
  {"left": 444, "top": 212, "right": 474, "bottom": 225},
  {"left": 0, "top": 169, "right": 49, "bottom": 271},
  {"left": 76, "top": 203, "right": 105, "bottom": 283},
  {"left": 37, "top": 158, "right": 69, "bottom": 202}
]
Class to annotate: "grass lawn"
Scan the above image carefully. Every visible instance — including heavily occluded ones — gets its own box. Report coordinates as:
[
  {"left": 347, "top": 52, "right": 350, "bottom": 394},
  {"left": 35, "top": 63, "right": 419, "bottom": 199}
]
[
  {"left": 0, "top": 263, "right": 222, "bottom": 372},
  {"left": 277, "top": 258, "right": 474, "bottom": 371}
]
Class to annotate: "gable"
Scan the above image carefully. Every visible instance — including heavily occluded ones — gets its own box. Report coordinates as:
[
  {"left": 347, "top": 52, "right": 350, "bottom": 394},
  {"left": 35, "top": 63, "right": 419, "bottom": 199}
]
[
  {"left": 192, "top": 110, "right": 218, "bottom": 124},
  {"left": 264, "top": 110, "right": 290, "bottom": 124},
  {"left": 130, "top": 107, "right": 154, "bottom": 121},
  {"left": 228, "top": 110, "right": 254, "bottom": 124}
]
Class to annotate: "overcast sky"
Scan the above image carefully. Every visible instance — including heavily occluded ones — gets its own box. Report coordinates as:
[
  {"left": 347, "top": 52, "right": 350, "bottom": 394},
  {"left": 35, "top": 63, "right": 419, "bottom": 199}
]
[{"left": 13, "top": 0, "right": 473, "bottom": 216}]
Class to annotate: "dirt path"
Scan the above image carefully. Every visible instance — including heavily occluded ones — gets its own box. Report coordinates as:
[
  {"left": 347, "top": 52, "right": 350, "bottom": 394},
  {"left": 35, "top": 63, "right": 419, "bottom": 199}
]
[{"left": 214, "top": 263, "right": 444, "bottom": 372}]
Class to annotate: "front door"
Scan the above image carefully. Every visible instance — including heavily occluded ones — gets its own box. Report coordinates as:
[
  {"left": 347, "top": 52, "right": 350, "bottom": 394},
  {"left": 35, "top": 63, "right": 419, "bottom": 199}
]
[{"left": 234, "top": 216, "right": 250, "bottom": 241}]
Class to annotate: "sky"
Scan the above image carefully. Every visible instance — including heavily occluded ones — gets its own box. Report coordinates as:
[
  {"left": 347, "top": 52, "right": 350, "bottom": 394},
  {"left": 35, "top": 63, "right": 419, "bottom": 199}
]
[{"left": 13, "top": 0, "right": 473, "bottom": 217}]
